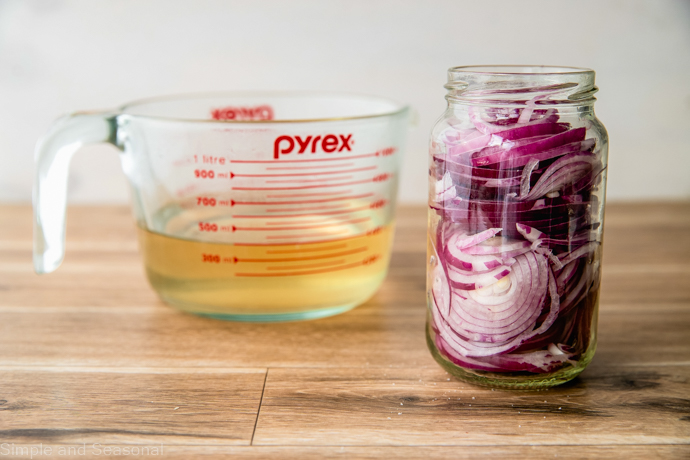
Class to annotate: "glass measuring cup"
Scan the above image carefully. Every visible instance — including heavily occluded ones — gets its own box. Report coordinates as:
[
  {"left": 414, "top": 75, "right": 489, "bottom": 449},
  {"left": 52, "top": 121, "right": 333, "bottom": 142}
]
[{"left": 34, "top": 92, "right": 410, "bottom": 321}]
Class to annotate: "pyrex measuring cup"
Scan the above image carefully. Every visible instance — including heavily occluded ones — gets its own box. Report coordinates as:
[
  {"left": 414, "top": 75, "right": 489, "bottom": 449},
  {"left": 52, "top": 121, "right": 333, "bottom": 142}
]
[{"left": 34, "top": 92, "right": 410, "bottom": 321}]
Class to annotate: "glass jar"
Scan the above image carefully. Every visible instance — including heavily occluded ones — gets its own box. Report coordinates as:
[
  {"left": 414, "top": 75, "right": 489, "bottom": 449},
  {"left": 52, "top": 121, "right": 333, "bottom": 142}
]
[{"left": 426, "top": 66, "right": 608, "bottom": 389}]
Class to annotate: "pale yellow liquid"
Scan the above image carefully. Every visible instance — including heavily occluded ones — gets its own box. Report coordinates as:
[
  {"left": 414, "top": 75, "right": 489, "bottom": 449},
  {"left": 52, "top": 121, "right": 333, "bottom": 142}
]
[{"left": 138, "top": 223, "right": 394, "bottom": 320}]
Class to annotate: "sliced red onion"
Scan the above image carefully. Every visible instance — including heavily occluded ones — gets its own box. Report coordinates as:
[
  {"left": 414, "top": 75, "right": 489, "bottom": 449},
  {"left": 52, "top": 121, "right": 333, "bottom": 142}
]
[
  {"left": 436, "top": 336, "right": 503, "bottom": 372},
  {"left": 516, "top": 223, "right": 545, "bottom": 243},
  {"left": 451, "top": 227, "right": 502, "bottom": 249},
  {"left": 443, "top": 126, "right": 484, "bottom": 145},
  {"left": 520, "top": 157, "right": 540, "bottom": 197},
  {"left": 431, "top": 253, "right": 451, "bottom": 317},
  {"left": 471, "top": 128, "right": 586, "bottom": 167},
  {"left": 535, "top": 247, "right": 564, "bottom": 271},
  {"left": 430, "top": 112, "right": 602, "bottom": 374},
  {"left": 557, "top": 260, "right": 580, "bottom": 290},
  {"left": 438, "top": 334, "right": 573, "bottom": 373},
  {"left": 445, "top": 243, "right": 508, "bottom": 272},
  {"left": 433, "top": 252, "right": 560, "bottom": 356},
  {"left": 558, "top": 264, "right": 592, "bottom": 315},
  {"left": 434, "top": 171, "right": 457, "bottom": 202},
  {"left": 520, "top": 151, "right": 600, "bottom": 201},
  {"left": 469, "top": 106, "right": 558, "bottom": 134},
  {"left": 436, "top": 155, "right": 523, "bottom": 179},
  {"left": 482, "top": 348, "right": 573, "bottom": 373},
  {"left": 461, "top": 236, "right": 531, "bottom": 255},
  {"left": 464, "top": 134, "right": 552, "bottom": 160},
  {"left": 518, "top": 95, "right": 546, "bottom": 124},
  {"left": 447, "top": 264, "right": 511, "bottom": 290},
  {"left": 524, "top": 163, "right": 593, "bottom": 200},
  {"left": 558, "top": 241, "right": 599, "bottom": 266},
  {"left": 446, "top": 169, "right": 523, "bottom": 189},
  {"left": 447, "top": 123, "right": 568, "bottom": 157}
]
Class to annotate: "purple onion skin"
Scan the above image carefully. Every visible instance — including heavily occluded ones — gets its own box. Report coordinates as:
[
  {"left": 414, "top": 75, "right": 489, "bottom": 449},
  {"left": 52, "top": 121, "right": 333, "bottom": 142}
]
[{"left": 428, "top": 103, "right": 607, "bottom": 384}]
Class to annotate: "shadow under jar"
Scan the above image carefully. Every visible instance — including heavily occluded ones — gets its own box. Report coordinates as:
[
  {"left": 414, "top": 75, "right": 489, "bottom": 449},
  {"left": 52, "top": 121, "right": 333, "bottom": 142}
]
[{"left": 426, "top": 66, "right": 608, "bottom": 389}]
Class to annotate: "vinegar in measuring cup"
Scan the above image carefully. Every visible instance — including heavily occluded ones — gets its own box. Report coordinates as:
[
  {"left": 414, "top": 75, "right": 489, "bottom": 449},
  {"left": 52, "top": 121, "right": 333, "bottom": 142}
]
[
  {"left": 33, "top": 92, "right": 408, "bottom": 322},
  {"left": 138, "top": 204, "right": 395, "bottom": 321}
]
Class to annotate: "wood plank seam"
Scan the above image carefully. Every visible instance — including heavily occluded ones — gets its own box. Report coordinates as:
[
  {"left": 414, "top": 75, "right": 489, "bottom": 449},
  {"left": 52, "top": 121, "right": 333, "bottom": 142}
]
[{"left": 251, "top": 369, "right": 269, "bottom": 446}]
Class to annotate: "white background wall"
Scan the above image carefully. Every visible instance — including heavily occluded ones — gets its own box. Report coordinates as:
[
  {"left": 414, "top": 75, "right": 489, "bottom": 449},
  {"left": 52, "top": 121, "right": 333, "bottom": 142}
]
[{"left": 1, "top": 0, "right": 689, "bottom": 204}]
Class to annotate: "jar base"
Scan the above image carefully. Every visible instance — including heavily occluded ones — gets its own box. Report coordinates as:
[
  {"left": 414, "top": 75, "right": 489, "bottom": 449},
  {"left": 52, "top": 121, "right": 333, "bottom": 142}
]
[{"left": 426, "top": 326, "right": 595, "bottom": 390}]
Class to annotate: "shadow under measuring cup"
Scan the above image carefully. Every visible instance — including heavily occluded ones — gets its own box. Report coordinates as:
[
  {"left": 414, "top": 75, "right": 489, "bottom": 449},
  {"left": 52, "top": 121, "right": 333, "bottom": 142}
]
[{"left": 33, "top": 92, "right": 410, "bottom": 321}]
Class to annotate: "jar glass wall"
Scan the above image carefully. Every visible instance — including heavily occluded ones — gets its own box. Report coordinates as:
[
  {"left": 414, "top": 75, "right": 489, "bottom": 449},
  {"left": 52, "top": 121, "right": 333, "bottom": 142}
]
[{"left": 426, "top": 66, "right": 608, "bottom": 389}]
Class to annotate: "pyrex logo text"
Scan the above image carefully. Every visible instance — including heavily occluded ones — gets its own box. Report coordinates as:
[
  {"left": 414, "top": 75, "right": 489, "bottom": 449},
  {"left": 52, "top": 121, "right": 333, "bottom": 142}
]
[{"left": 274, "top": 134, "right": 353, "bottom": 159}]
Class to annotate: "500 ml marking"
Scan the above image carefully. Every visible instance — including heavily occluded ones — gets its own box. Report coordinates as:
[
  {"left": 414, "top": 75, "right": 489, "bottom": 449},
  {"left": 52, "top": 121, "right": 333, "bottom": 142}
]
[
  {"left": 199, "top": 222, "right": 236, "bottom": 232},
  {"left": 198, "top": 222, "right": 218, "bottom": 232}
]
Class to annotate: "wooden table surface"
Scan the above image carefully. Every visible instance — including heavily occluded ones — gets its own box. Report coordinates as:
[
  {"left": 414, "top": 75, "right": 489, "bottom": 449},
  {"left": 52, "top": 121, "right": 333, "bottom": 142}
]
[{"left": 0, "top": 203, "right": 689, "bottom": 459}]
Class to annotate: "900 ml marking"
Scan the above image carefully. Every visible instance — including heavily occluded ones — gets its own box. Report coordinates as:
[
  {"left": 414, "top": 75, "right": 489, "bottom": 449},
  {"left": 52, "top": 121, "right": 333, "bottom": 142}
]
[{"left": 195, "top": 169, "right": 215, "bottom": 179}]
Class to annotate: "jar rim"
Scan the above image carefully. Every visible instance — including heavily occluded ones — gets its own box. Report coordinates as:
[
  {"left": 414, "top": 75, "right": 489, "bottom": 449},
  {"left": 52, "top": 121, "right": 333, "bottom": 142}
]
[
  {"left": 445, "top": 65, "right": 597, "bottom": 106},
  {"left": 448, "top": 65, "right": 594, "bottom": 77}
]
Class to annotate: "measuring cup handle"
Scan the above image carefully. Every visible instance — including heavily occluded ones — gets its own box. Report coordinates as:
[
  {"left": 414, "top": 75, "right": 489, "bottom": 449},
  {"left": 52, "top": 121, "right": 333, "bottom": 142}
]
[{"left": 33, "top": 112, "right": 118, "bottom": 274}]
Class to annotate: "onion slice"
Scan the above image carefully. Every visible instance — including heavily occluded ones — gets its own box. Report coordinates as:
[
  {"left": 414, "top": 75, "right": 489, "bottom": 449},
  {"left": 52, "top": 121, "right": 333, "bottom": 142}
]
[{"left": 430, "top": 105, "right": 603, "bottom": 375}]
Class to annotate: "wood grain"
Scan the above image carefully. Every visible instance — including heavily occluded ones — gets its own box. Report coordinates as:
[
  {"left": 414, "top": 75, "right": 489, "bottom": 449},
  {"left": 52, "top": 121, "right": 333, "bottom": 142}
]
[
  {"left": 0, "top": 368, "right": 267, "bottom": 445},
  {"left": 0, "top": 202, "right": 689, "bottom": 458},
  {"left": 3, "top": 445, "right": 689, "bottom": 460},
  {"left": 0, "top": 294, "right": 687, "bottom": 369},
  {"left": 253, "top": 366, "right": 690, "bottom": 446}
]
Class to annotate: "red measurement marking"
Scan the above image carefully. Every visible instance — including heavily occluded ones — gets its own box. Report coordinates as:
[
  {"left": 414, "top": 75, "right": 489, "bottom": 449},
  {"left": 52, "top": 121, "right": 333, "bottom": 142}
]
[
  {"left": 362, "top": 254, "right": 380, "bottom": 265},
  {"left": 230, "top": 152, "right": 378, "bottom": 164},
  {"left": 266, "top": 243, "right": 347, "bottom": 254},
  {"left": 266, "top": 204, "right": 351, "bottom": 213},
  {"left": 372, "top": 173, "right": 391, "bottom": 182},
  {"left": 370, "top": 199, "right": 387, "bottom": 209},
  {"left": 265, "top": 175, "right": 353, "bottom": 184},
  {"left": 265, "top": 215, "right": 364, "bottom": 226},
  {"left": 232, "top": 217, "right": 369, "bottom": 232},
  {"left": 236, "top": 257, "right": 379, "bottom": 277},
  {"left": 234, "top": 206, "right": 370, "bottom": 219},
  {"left": 266, "top": 234, "right": 350, "bottom": 244},
  {"left": 194, "top": 169, "right": 215, "bottom": 179},
  {"left": 202, "top": 253, "right": 220, "bottom": 263},
  {"left": 234, "top": 231, "right": 374, "bottom": 246},
  {"left": 195, "top": 155, "right": 226, "bottom": 165},
  {"left": 265, "top": 231, "right": 351, "bottom": 240},
  {"left": 230, "top": 193, "right": 373, "bottom": 206},
  {"left": 197, "top": 197, "right": 217, "bottom": 206},
  {"left": 266, "top": 259, "right": 346, "bottom": 271},
  {"left": 176, "top": 183, "right": 199, "bottom": 197},
  {"left": 266, "top": 163, "right": 355, "bottom": 170},
  {"left": 232, "top": 166, "right": 375, "bottom": 178},
  {"left": 377, "top": 147, "right": 396, "bottom": 156},
  {"left": 233, "top": 247, "right": 366, "bottom": 263},
  {"left": 367, "top": 226, "right": 383, "bottom": 236},
  {"left": 232, "top": 177, "right": 386, "bottom": 191},
  {"left": 198, "top": 222, "right": 218, "bottom": 232},
  {"left": 266, "top": 190, "right": 352, "bottom": 198}
]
